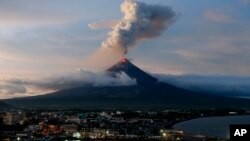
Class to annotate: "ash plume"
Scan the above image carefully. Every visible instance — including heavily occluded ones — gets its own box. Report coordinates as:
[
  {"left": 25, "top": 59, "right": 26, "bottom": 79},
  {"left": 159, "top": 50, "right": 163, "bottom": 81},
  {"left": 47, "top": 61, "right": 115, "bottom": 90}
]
[
  {"left": 85, "top": 0, "right": 178, "bottom": 70},
  {"left": 103, "top": 0, "right": 178, "bottom": 54}
]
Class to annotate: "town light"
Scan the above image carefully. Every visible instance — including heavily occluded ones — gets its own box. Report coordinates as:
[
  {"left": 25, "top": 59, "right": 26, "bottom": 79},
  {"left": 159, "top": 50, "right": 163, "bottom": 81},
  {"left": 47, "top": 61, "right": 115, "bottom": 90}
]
[{"left": 73, "top": 132, "right": 81, "bottom": 138}]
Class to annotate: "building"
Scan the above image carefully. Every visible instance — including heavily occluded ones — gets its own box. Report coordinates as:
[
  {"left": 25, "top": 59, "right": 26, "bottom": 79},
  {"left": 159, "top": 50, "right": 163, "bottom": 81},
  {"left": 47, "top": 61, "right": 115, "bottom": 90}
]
[
  {"left": 61, "top": 124, "right": 78, "bottom": 134},
  {"left": 3, "top": 112, "right": 26, "bottom": 125}
]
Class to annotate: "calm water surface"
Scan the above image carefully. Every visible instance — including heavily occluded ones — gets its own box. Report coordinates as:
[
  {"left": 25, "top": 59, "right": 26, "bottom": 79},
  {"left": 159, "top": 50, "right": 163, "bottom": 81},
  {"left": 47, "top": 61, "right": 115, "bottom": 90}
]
[{"left": 173, "top": 115, "right": 250, "bottom": 139}]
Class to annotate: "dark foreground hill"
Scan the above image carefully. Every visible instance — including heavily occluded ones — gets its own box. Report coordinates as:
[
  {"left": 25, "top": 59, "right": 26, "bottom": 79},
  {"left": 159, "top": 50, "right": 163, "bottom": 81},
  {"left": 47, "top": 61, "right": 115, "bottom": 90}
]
[
  {"left": 4, "top": 59, "right": 250, "bottom": 110},
  {"left": 0, "top": 101, "right": 15, "bottom": 110}
]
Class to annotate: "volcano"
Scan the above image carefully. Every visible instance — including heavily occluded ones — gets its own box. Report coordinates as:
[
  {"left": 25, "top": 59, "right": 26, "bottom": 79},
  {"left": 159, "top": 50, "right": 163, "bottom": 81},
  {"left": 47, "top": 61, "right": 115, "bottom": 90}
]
[
  {"left": 107, "top": 58, "right": 157, "bottom": 87},
  {"left": 4, "top": 59, "right": 250, "bottom": 110}
]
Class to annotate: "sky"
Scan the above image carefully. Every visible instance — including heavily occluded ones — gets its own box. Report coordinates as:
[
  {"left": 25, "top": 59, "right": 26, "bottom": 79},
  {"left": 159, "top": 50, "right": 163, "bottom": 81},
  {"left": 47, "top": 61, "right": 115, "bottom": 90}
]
[{"left": 0, "top": 0, "right": 250, "bottom": 99}]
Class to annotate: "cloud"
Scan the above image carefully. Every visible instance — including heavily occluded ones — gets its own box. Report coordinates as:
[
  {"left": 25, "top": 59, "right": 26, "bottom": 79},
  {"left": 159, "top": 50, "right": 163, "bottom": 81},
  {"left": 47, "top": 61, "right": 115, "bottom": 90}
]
[
  {"left": 169, "top": 50, "right": 202, "bottom": 59},
  {"left": 0, "top": 69, "right": 136, "bottom": 99},
  {"left": 204, "top": 10, "right": 234, "bottom": 23},
  {"left": 88, "top": 20, "right": 119, "bottom": 30},
  {"left": 0, "top": 82, "right": 26, "bottom": 95},
  {"left": 155, "top": 74, "right": 250, "bottom": 98},
  {"left": 12, "top": 69, "right": 136, "bottom": 90},
  {"left": 155, "top": 32, "right": 250, "bottom": 76}
]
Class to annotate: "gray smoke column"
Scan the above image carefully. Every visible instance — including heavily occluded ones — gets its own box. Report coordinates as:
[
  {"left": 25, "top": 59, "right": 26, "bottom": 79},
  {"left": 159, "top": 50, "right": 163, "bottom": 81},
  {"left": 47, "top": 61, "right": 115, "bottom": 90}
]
[
  {"left": 84, "top": 0, "right": 178, "bottom": 71},
  {"left": 102, "top": 0, "right": 178, "bottom": 54}
]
